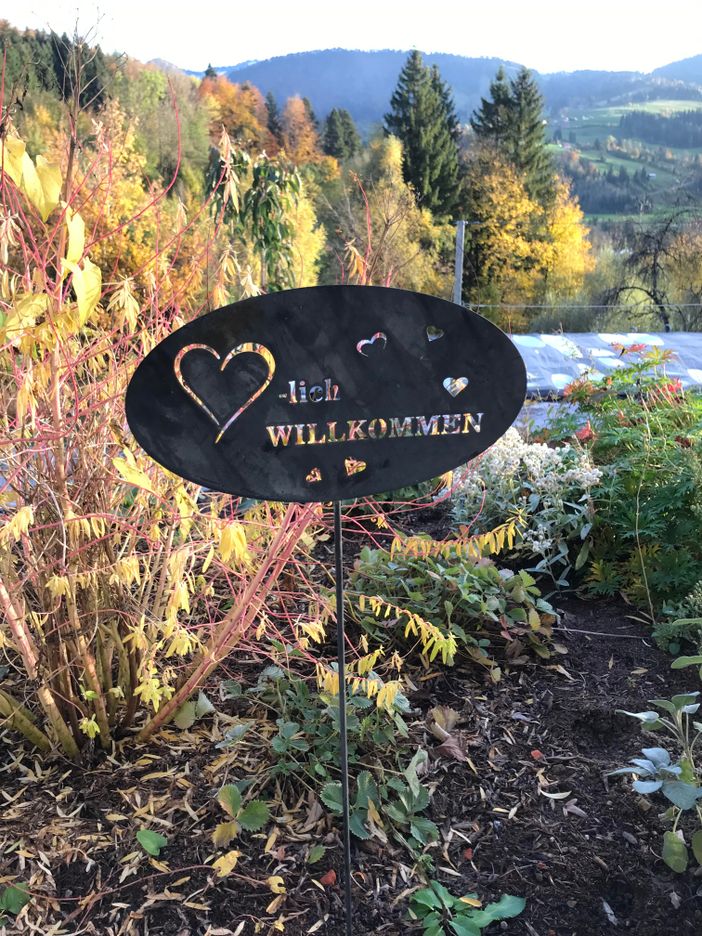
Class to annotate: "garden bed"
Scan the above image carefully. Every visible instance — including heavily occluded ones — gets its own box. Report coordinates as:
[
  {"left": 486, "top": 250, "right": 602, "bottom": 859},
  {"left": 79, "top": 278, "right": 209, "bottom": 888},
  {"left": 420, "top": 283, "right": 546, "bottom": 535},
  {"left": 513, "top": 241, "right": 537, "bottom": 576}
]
[{"left": 3, "top": 597, "right": 701, "bottom": 935}]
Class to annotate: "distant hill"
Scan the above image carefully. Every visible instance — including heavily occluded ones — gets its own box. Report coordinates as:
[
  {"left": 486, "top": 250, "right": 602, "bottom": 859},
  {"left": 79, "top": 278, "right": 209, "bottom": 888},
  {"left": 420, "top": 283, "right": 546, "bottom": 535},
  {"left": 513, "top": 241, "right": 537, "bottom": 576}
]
[
  {"left": 220, "top": 49, "right": 522, "bottom": 131},
  {"left": 653, "top": 53, "right": 702, "bottom": 85},
  {"left": 185, "top": 48, "right": 702, "bottom": 132}
]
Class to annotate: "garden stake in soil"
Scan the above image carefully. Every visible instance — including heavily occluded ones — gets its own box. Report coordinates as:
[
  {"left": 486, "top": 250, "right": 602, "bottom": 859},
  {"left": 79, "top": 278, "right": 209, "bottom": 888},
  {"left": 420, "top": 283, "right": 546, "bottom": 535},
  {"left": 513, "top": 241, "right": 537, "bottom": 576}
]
[
  {"left": 125, "top": 284, "right": 526, "bottom": 933},
  {"left": 333, "top": 501, "right": 354, "bottom": 935}
]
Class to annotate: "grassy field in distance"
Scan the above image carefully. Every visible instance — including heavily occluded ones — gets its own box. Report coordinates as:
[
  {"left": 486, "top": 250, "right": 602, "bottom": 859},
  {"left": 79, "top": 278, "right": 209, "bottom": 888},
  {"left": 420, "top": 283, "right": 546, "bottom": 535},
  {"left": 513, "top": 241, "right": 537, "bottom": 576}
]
[{"left": 549, "top": 99, "right": 702, "bottom": 220}]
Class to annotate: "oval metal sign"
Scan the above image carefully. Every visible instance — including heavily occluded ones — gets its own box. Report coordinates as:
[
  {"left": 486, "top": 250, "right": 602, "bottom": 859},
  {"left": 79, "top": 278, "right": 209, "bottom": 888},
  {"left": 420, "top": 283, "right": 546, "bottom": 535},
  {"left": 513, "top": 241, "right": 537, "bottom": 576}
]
[{"left": 126, "top": 286, "right": 526, "bottom": 502}]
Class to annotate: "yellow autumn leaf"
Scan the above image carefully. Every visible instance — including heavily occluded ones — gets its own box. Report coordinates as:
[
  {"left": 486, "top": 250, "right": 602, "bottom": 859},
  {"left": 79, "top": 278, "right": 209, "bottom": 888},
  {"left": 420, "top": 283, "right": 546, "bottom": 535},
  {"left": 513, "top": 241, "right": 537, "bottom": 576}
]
[
  {"left": 2, "top": 293, "right": 50, "bottom": 345},
  {"left": 219, "top": 522, "right": 249, "bottom": 565},
  {"left": 112, "top": 456, "right": 155, "bottom": 494},
  {"left": 12, "top": 147, "right": 61, "bottom": 222},
  {"left": 65, "top": 257, "right": 102, "bottom": 325},
  {"left": 212, "top": 849, "right": 241, "bottom": 877},
  {"left": 266, "top": 875, "right": 286, "bottom": 894},
  {"left": 212, "top": 821, "right": 239, "bottom": 847},
  {"left": 65, "top": 208, "right": 86, "bottom": 266},
  {"left": 35, "top": 156, "right": 62, "bottom": 220},
  {"left": 1, "top": 136, "right": 25, "bottom": 187},
  {"left": 459, "top": 896, "right": 482, "bottom": 908}
]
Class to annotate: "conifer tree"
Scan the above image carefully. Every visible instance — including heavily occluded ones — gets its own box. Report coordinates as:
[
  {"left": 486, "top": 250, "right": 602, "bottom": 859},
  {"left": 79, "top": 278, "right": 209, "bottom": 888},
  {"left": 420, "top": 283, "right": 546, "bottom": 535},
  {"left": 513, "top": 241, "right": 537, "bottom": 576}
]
[
  {"left": 471, "top": 66, "right": 553, "bottom": 205},
  {"left": 508, "top": 67, "right": 554, "bottom": 204},
  {"left": 204, "top": 63, "right": 217, "bottom": 79},
  {"left": 323, "top": 108, "right": 360, "bottom": 160},
  {"left": 470, "top": 66, "right": 513, "bottom": 144},
  {"left": 339, "top": 109, "right": 361, "bottom": 158},
  {"left": 266, "top": 91, "right": 283, "bottom": 144},
  {"left": 384, "top": 50, "right": 460, "bottom": 218}
]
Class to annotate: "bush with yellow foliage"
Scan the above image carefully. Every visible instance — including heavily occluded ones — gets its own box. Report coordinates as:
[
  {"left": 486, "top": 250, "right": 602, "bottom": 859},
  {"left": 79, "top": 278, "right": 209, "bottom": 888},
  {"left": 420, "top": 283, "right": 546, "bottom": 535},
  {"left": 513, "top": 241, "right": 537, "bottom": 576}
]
[{"left": 0, "top": 124, "right": 320, "bottom": 760}]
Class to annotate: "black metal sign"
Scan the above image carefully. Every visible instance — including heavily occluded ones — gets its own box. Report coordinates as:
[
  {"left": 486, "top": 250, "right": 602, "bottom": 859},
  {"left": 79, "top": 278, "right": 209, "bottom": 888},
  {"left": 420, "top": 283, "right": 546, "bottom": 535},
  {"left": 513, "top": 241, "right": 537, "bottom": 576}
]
[{"left": 126, "top": 286, "right": 526, "bottom": 501}]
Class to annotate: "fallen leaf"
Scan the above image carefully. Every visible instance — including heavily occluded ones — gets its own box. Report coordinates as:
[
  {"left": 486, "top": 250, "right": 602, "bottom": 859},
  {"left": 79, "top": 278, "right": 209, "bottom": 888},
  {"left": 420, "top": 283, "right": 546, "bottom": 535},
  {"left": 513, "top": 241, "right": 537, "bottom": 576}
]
[
  {"left": 212, "top": 850, "right": 241, "bottom": 878},
  {"left": 434, "top": 735, "right": 469, "bottom": 762},
  {"left": 319, "top": 869, "right": 337, "bottom": 887},
  {"left": 266, "top": 876, "right": 286, "bottom": 894},
  {"left": 539, "top": 789, "right": 572, "bottom": 800}
]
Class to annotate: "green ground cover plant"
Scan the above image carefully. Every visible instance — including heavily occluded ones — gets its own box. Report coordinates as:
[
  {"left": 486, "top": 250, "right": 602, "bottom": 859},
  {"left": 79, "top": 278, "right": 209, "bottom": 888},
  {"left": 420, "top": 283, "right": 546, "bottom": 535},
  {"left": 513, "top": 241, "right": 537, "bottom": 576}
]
[{"left": 349, "top": 543, "right": 557, "bottom": 676}]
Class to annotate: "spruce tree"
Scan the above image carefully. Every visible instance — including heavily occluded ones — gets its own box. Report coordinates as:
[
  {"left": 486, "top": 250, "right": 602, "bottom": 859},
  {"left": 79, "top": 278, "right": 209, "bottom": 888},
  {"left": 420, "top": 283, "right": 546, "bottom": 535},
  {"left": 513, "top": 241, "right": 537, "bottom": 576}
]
[
  {"left": 384, "top": 50, "right": 460, "bottom": 218},
  {"left": 204, "top": 63, "right": 217, "bottom": 79},
  {"left": 323, "top": 108, "right": 360, "bottom": 160},
  {"left": 508, "top": 67, "right": 554, "bottom": 204},
  {"left": 339, "top": 109, "right": 361, "bottom": 158},
  {"left": 266, "top": 91, "right": 283, "bottom": 144},
  {"left": 470, "top": 66, "right": 513, "bottom": 144},
  {"left": 471, "top": 66, "right": 554, "bottom": 205}
]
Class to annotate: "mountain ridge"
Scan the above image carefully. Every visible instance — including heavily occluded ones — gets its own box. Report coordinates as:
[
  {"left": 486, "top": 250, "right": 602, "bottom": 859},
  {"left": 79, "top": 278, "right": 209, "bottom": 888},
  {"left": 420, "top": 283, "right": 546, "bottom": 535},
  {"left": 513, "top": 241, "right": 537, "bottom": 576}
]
[{"left": 164, "top": 48, "right": 702, "bottom": 131}]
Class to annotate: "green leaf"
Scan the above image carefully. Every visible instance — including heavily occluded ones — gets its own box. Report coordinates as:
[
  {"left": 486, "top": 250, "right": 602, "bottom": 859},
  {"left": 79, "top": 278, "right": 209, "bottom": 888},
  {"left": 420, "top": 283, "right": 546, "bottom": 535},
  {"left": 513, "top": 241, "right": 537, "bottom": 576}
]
[
  {"left": 217, "top": 784, "right": 242, "bottom": 818},
  {"left": 349, "top": 809, "right": 371, "bottom": 839},
  {"left": 0, "top": 884, "right": 30, "bottom": 915},
  {"left": 450, "top": 917, "right": 481, "bottom": 936},
  {"left": 136, "top": 829, "right": 168, "bottom": 856},
  {"left": 672, "top": 655, "right": 702, "bottom": 669},
  {"left": 410, "top": 817, "right": 439, "bottom": 844},
  {"left": 575, "top": 541, "right": 590, "bottom": 571},
  {"left": 692, "top": 830, "right": 702, "bottom": 866},
  {"left": 356, "top": 770, "right": 378, "bottom": 808},
  {"left": 662, "top": 781, "right": 702, "bottom": 810},
  {"left": 662, "top": 831, "right": 689, "bottom": 873},
  {"left": 429, "top": 880, "right": 454, "bottom": 909},
  {"left": 173, "top": 700, "right": 197, "bottom": 729},
  {"left": 410, "top": 887, "right": 442, "bottom": 911},
  {"left": 320, "top": 782, "right": 343, "bottom": 814},
  {"left": 238, "top": 800, "right": 270, "bottom": 831},
  {"left": 221, "top": 679, "right": 242, "bottom": 698},
  {"left": 467, "top": 894, "right": 526, "bottom": 926},
  {"left": 308, "top": 844, "right": 326, "bottom": 865},
  {"left": 195, "top": 691, "right": 215, "bottom": 717}
]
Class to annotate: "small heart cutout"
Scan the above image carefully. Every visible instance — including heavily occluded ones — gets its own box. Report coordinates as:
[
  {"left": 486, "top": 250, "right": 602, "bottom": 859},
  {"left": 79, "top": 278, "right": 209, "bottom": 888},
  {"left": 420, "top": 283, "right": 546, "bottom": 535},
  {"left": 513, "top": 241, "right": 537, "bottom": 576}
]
[
  {"left": 306, "top": 467, "right": 322, "bottom": 483},
  {"left": 356, "top": 331, "right": 387, "bottom": 356},
  {"left": 443, "top": 376, "right": 469, "bottom": 397},
  {"left": 426, "top": 325, "right": 444, "bottom": 342},
  {"left": 174, "top": 341, "right": 275, "bottom": 444},
  {"left": 345, "top": 458, "right": 366, "bottom": 477}
]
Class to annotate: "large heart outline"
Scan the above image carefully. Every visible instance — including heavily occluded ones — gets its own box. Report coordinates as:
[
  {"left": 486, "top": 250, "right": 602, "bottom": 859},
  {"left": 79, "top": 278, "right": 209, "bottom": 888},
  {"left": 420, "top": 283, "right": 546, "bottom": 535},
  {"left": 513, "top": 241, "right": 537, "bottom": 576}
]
[{"left": 174, "top": 342, "right": 276, "bottom": 444}]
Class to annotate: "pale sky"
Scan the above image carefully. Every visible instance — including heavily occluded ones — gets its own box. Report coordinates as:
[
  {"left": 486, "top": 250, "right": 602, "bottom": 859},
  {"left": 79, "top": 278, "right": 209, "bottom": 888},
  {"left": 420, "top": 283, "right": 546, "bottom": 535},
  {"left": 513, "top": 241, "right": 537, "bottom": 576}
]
[{"left": 12, "top": 0, "right": 702, "bottom": 74}]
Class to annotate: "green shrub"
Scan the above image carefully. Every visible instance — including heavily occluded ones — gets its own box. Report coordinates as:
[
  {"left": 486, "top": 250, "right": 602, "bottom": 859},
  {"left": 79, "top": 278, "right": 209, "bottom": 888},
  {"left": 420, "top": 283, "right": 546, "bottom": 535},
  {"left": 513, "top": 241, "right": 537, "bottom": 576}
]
[
  {"left": 349, "top": 545, "right": 556, "bottom": 675},
  {"left": 549, "top": 349, "right": 702, "bottom": 611}
]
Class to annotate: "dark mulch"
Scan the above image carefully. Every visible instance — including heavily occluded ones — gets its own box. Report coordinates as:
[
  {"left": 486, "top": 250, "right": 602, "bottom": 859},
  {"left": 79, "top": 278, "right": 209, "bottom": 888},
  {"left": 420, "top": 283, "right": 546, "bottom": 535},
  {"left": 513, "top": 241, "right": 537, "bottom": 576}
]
[{"left": 3, "top": 598, "right": 702, "bottom": 935}]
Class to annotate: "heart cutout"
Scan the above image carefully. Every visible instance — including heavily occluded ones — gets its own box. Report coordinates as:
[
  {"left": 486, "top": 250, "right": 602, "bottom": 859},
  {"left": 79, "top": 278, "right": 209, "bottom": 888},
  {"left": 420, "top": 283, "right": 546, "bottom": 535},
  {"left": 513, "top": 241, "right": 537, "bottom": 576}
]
[
  {"left": 174, "top": 342, "right": 275, "bottom": 444},
  {"left": 426, "top": 325, "right": 444, "bottom": 342},
  {"left": 345, "top": 458, "right": 366, "bottom": 477},
  {"left": 306, "top": 467, "right": 322, "bottom": 483},
  {"left": 443, "top": 376, "right": 469, "bottom": 397},
  {"left": 356, "top": 331, "right": 387, "bottom": 356}
]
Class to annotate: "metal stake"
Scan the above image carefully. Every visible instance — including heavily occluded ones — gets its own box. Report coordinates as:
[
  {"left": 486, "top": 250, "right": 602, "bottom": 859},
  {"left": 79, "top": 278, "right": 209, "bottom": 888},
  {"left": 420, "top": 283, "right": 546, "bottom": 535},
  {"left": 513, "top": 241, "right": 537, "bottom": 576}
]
[
  {"left": 452, "top": 219, "right": 466, "bottom": 306},
  {"left": 333, "top": 500, "right": 353, "bottom": 936}
]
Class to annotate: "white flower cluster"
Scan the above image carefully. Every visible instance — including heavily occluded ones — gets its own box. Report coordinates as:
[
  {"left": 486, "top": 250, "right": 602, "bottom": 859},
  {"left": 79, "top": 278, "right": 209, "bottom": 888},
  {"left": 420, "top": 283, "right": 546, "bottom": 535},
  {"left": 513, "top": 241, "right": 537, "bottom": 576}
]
[
  {"left": 455, "top": 429, "right": 601, "bottom": 502},
  {"left": 452, "top": 429, "right": 602, "bottom": 581}
]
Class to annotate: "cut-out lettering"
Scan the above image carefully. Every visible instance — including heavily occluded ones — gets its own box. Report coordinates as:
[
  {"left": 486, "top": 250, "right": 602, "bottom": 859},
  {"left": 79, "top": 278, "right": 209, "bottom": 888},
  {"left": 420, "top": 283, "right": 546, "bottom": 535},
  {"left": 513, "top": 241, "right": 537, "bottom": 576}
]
[{"left": 306, "top": 467, "right": 322, "bottom": 483}]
